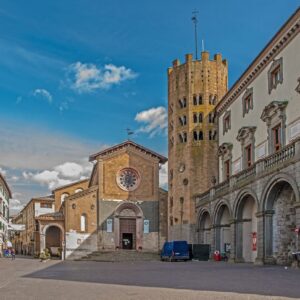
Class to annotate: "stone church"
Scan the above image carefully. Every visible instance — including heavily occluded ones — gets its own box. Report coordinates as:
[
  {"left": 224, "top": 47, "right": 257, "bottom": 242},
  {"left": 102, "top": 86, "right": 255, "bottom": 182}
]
[{"left": 17, "top": 141, "right": 167, "bottom": 259}]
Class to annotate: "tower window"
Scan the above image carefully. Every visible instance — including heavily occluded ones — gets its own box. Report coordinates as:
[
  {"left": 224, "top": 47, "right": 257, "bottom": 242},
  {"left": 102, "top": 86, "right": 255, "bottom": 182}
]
[
  {"left": 208, "top": 113, "right": 215, "bottom": 123},
  {"left": 209, "top": 95, "right": 217, "bottom": 105},
  {"left": 209, "top": 130, "right": 217, "bottom": 140},
  {"left": 193, "top": 131, "right": 203, "bottom": 141},
  {"left": 179, "top": 132, "right": 187, "bottom": 143},
  {"left": 179, "top": 115, "right": 187, "bottom": 126},
  {"left": 179, "top": 98, "right": 187, "bottom": 108}
]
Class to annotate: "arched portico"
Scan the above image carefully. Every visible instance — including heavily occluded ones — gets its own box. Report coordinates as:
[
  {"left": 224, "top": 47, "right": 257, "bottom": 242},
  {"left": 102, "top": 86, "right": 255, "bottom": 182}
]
[
  {"left": 197, "top": 209, "right": 212, "bottom": 244},
  {"left": 234, "top": 192, "right": 258, "bottom": 263},
  {"left": 214, "top": 201, "right": 232, "bottom": 254},
  {"left": 114, "top": 202, "right": 144, "bottom": 250},
  {"left": 262, "top": 178, "right": 298, "bottom": 264}
]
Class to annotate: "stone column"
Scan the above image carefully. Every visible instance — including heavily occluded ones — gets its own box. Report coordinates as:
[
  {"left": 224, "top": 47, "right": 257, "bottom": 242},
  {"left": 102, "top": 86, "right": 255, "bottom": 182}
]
[
  {"left": 114, "top": 216, "right": 120, "bottom": 249},
  {"left": 210, "top": 225, "right": 217, "bottom": 259},
  {"left": 136, "top": 216, "right": 143, "bottom": 250},
  {"left": 264, "top": 210, "right": 276, "bottom": 264},
  {"left": 228, "top": 220, "right": 235, "bottom": 263},
  {"left": 235, "top": 220, "right": 244, "bottom": 262},
  {"left": 255, "top": 211, "right": 264, "bottom": 265}
]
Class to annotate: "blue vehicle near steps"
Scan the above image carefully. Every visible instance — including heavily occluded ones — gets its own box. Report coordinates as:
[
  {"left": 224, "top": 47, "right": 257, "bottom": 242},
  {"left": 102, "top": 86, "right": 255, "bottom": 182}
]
[{"left": 160, "top": 241, "right": 190, "bottom": 262}]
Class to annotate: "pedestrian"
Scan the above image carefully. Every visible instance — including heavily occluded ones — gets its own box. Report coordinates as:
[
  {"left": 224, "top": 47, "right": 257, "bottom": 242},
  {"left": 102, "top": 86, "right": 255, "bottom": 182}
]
[{"left": 11, "top": 248, "right": 15, "bottom": 260}]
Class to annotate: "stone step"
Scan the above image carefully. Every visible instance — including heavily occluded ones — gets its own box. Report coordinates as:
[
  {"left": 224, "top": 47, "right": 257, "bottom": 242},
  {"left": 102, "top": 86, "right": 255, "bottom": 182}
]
[{"left": 78, "top": 250, "right": 160, "bottom": 262}]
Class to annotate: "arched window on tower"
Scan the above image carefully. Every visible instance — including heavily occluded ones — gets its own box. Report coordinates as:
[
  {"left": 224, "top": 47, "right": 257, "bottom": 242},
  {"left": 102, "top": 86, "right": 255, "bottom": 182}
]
[
  {"left": 199, "top": 113, "right": 203, "bottom": 123},
  {"left": 199, "top": 94, "right": 203, "bottom": 105},
  {"left": 193, "top": 113, "right": 197, "bottom": 123},
  {"left": 80, "top": 214, "right": 87, "bottom": 232}
]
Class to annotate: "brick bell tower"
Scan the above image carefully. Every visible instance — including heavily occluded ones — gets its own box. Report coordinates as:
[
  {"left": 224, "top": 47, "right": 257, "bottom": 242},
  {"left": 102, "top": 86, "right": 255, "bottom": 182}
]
[{"left": 168, "top": 51, "right": 228, "bottom": 242}]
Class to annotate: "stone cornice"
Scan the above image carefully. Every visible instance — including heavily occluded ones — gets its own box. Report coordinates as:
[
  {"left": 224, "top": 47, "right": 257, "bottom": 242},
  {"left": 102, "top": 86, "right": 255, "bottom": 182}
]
[
  {"left": 216, "top": 8, "right": 300, "bottom": 116},
  {"left": 67, "top": 186, "right": 98, "bottom": 201}
]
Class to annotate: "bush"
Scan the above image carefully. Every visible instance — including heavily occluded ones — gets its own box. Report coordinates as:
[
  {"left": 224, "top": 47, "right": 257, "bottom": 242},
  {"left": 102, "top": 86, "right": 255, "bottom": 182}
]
[{"left": 39, "top": 248, "right": 51, "bottom": 261}]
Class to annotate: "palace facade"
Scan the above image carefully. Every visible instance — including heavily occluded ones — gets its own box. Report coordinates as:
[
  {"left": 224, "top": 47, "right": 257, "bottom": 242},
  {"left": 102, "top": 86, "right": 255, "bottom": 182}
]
[{"left": 194, "top": 8, "right": 300, "bottom": 265}]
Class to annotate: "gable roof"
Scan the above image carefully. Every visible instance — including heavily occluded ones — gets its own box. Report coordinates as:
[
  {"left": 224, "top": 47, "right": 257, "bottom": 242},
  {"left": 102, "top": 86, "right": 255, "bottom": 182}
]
[{"left": 89, "top": 140, "right": 168, "bottom": 163}]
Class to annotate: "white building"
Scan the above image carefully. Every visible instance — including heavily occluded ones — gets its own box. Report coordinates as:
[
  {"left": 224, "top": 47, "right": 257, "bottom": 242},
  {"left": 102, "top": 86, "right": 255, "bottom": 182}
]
[
  {"left": 195, "top": 8, "right": 300, "bottom": 265},
  {"left": 0, "top": 173, "right": 12, "bottom": 247}
]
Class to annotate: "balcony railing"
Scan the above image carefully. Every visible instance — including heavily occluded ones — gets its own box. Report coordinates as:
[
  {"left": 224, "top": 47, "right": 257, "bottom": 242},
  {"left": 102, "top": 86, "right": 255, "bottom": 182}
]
[
  {"left": 264, "top": 142, "right": 295, "bottom": 170},
  {"left": 195, "top": 137, "right": 299, "bottom": 206}
]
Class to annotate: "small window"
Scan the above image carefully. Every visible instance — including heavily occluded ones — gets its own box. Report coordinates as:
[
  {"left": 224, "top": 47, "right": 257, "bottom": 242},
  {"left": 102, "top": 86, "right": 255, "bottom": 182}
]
[
  {"left": 245, "top": 144, "right": 252, "bottom": 167},
  {"left": 242, "top": 88, "right": 253, "bottom": 116},
  {"left": 193, "top": 95, "right": 197, "bottom": 105},
  {"left": 224, "top": 160, "right": 230, "bottom": 179},
  {"left": 198, "top": 94, "right": 203, "bottom": 105},
  {"left": 179, "top": 98, "right": 187, "bottom": 108},
  {"left": 209, "top": 130, "right": 217, "bottom": 140},
  {"left": 272, "top": 124, "right": 282, "bottom": 152},
  {"left": 193, "top": 113, "right": 197, "bottom": 123},
  {"left": 193, "top": 131, "right": 203, "bottom": 141},
  {"left": 80, "top": 214, "right": 87, "bottom": 232},
  {"left": 223, "top": 111, "right": 231, "bottom": 134},
  {"left": 40, "top": 203, "right": 52, "bottom": 208},
  {"left": 268, "top": 57, "right": 283, "bottom": 94},
  {"left": 208, "top": 113, "right": 215, "bottom": 124},
  {"left": 179, "top": 132, "right": 187, "bottom": 143},
  {"left": 179, "top": 115, "right": 187, "bottom": 126}
]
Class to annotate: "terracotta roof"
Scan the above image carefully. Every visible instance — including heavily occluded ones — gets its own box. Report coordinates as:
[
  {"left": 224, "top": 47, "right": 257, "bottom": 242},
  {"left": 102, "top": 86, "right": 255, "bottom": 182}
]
[
  {"left": 89, "top": 140, "right": 168, "bottom": 163},
  {"left": 0, "top": 173, "right": 12, "bottom": 198},
  {"left": 36, "top": 211, "right": 64, "bottom": 220}
]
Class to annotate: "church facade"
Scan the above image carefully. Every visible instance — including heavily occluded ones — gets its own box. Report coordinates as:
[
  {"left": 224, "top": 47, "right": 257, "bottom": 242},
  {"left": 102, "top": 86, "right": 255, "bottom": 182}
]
[{"left": 13, "top": 141, "right": 168, "bottom": 259}]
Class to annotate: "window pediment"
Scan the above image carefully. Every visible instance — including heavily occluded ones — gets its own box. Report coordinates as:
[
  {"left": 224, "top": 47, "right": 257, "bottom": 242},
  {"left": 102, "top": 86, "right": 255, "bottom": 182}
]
[
  {"left": 218, "top": 143, "right": 233, "bottom": 157},
  {"left": 260, "top": 100, "right": 288, "bottom": 123},
  {"left": 236, "top": 126, "right": 256, "bottom": 142}
]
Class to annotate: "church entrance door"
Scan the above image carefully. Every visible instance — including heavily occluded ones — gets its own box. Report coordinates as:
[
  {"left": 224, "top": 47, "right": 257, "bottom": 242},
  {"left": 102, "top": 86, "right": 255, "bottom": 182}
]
[{"left": 119, "top": 218, "right": 136, "bottom": 250}]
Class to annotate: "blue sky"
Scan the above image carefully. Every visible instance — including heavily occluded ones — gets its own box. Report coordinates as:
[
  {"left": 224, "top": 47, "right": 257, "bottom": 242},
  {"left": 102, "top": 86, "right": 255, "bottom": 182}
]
[{"left": 0, "top": 1, "right": 298, "bottom": 213}]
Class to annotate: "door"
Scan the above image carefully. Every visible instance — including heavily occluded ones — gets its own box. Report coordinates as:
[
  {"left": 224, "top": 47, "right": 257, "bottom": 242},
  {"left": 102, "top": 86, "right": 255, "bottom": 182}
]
[
  {"left": 122, "top": 233, "right": 133, "bottom": 249},
  {"left": 119, "top": 218, "right": 136, "bottom": 249}
]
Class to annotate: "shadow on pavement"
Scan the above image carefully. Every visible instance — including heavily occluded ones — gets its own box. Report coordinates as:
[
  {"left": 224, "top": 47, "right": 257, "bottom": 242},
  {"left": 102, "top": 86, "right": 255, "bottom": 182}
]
[{"left": 23, "top": 260, "right": 300, "bottom": 298}]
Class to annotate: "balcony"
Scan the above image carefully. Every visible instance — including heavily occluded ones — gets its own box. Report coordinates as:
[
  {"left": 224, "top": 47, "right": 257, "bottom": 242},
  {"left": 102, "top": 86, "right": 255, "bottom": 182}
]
[{"left": 195, "top": 137, "right": 300, "bottom": 206}]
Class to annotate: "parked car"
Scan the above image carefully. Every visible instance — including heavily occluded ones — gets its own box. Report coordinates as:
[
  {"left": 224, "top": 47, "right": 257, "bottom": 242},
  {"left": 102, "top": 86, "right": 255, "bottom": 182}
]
[{"left": 161, "top": 241, "right": 190, "bottom": 261}]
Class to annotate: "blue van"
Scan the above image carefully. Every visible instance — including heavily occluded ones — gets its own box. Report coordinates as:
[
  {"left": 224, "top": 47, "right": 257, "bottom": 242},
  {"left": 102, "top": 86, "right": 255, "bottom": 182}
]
[{"left": 160, "top": 241, "right": 190, "bottom": 261}]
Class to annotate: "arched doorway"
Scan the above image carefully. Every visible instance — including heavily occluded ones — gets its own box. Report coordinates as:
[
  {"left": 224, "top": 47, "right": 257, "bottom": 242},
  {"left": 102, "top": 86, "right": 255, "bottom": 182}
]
[
  {"left": 42, "top": 225, "right": 63, "bottom": 257},
  {"left": 114, "top": 202, "right": 143, "bottom": 250},
  {"left": 198, "top": 211, "right": 212, "bottom": 244},
  {"left": 215, "top": 203, "right": 231, "bottom": 254},
  {"left": 235, "top": 194, "right": 258, "bottom": 262},
  {"left": 264, "top": 180, "right": 297, "bottom": 264}
]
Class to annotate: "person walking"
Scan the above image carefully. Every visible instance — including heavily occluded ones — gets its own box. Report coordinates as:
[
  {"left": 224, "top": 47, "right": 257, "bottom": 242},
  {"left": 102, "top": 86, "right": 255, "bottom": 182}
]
[{"left": 11, "top": 248, "right": 15, "bottom": 260}]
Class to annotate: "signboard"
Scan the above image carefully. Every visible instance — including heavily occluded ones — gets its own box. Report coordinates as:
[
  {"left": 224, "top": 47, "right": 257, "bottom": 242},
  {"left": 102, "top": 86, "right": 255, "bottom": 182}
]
[
  {"left": 107, "top": 219, "right": 113, "bottom": 233},
  {"left": 144, "top": 220, "right": 149, "bottom": 233}
]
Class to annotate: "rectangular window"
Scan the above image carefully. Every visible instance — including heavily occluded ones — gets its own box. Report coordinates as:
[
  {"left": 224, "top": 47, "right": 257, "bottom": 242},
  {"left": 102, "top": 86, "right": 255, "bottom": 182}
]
[
  {"left": 245, "top": 144, "right": 252, "bottom": 167},
  {"left": 272, "top": 124, "right": 281, "bottom": 152},
  {"left": 224, "top": 160, "right": 230, "bottom": 179},
  {"left": 40, "top": 203, "right": 52, "bottom": 208}
]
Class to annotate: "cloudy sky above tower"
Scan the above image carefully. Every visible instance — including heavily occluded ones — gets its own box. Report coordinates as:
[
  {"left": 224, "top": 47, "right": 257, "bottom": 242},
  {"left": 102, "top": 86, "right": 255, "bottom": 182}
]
[{"left": 0, "top": 0, "right": 298, "bottom": 214}]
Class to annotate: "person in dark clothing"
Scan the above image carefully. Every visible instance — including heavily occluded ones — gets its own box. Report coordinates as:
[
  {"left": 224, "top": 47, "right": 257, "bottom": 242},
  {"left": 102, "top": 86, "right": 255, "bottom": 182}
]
[{"left": 11, "top": 248, "right": 15, "bottom": 260}]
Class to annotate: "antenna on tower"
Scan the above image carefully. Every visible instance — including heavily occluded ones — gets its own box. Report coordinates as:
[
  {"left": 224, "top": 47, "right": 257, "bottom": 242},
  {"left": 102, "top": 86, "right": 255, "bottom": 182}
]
[
  {"left": 191, "top": 9, "right": 199, "bottom": 60},
  {"left": 202, "top": 39, "right": 205, "bottom": 52}
]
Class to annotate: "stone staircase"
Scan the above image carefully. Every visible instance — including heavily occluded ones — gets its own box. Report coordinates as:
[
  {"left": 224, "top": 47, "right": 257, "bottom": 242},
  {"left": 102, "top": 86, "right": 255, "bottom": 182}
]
[{"left": 78, "top": 250, "right": 160, "bottom": 262}]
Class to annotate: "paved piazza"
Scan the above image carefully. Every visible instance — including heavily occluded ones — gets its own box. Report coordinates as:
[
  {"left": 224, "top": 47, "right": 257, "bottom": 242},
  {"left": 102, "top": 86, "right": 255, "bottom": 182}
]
[{"left": 0, "top": 257, "right": 299, "bottom": 300}]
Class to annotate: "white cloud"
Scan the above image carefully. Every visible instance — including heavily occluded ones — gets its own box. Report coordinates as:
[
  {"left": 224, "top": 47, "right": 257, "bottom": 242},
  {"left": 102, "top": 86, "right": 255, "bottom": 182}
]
[
  {"left": 135, "top": 106, "right": 167, "bottom": 137},
  {"left": 9, "top": 198, "right": 24, "bottom": 211},
  {"left": 33, "top": 88, "right": 53, "bottom": 103},
  {"left": 159, "top": 162, "right": 168, "bottom": 189},
  {"left": 66, "top": 62, "right": 138, "bottom": 92},
  {"left": 0, "top": 167, "right": 7, "bottom": 176},
  {"left": 23, "top": 160, "right": 93, "bottom": 190}
]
